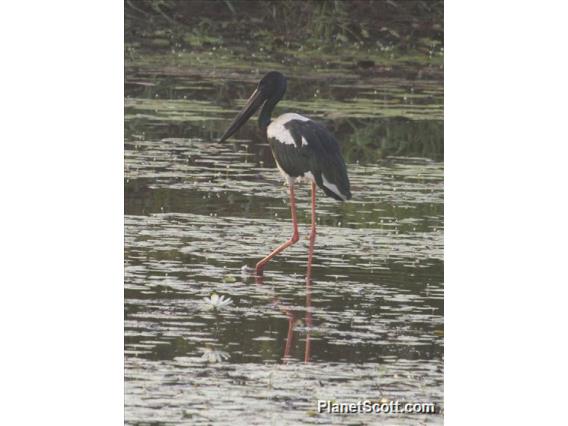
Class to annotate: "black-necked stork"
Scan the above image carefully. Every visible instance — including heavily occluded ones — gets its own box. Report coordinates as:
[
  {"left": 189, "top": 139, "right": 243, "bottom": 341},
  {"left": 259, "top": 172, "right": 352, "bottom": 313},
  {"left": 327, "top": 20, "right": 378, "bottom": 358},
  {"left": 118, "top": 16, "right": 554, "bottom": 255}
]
[{"left": 220, "top": 71, "right": 351, "bottom": 275}]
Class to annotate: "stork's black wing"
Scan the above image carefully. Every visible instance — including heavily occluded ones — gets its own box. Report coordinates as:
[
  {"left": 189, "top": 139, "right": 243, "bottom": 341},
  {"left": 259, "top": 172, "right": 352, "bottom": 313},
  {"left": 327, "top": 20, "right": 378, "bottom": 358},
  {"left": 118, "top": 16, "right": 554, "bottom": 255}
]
[{"left": 268, "top": 118, "right": 352, "bottom": 201}]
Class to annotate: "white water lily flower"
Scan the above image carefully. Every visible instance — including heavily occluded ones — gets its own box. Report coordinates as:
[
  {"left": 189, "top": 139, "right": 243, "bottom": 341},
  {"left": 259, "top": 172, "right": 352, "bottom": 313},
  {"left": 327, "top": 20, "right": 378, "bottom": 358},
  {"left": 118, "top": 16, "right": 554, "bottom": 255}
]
[
  {"left": 202, "top": 293, "right": 233, "bottom": 310},
  {"left": 199, "top": 347, "right": 230, "bottom": 363}
]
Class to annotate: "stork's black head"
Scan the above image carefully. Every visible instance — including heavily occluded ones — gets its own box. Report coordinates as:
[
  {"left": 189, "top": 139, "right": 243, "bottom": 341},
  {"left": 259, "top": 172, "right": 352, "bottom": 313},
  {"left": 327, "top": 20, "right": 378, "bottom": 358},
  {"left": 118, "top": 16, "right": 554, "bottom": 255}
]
[
  {"left": 258, "top": 71, "right": 287, "bottom": 102},
  {"left": 219, "top": 71, "right": 287, "bottom": 142}
]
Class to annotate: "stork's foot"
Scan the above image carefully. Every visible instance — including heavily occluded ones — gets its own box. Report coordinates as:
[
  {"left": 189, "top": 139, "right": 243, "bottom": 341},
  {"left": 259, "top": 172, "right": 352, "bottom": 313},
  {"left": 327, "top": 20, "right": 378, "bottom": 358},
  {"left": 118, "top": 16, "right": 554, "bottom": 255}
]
[
  {"left": 254, "top": 264, "right": 265, "bottom": 277},
  {"left": 241, "top": 264, "right": 265, "bottom": 284}
]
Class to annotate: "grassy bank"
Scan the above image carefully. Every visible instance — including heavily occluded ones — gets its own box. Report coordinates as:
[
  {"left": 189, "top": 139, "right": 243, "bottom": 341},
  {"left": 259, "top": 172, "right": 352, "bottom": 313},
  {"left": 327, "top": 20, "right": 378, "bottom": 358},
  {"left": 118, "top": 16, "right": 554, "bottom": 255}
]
[{"left": 125, "top": 0, "right": 443, "bottom": 78}]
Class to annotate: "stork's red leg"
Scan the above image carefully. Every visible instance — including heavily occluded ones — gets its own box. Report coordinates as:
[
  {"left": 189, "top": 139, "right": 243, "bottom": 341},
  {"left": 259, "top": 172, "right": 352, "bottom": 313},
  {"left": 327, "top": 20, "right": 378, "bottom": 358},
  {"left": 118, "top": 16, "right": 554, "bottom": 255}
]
[
  {"left": 255, "top": 182, "right": 299, "bottom": 275},
  {"left": 310, "top": 181, "right": 317, "bottom": 239},
  {"left": 306, "top": 181, "right": 317, "bottom": 277},
  {"left": 304, "top": 181, "right": 316, "bottom": 363}
]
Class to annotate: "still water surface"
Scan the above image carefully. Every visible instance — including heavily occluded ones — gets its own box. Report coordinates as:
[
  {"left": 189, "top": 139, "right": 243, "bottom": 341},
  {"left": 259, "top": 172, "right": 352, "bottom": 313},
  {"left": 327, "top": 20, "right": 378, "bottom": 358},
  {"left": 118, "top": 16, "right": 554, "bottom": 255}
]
[{"left": 125, "top": 64, "right": 443, "bottom": 424}]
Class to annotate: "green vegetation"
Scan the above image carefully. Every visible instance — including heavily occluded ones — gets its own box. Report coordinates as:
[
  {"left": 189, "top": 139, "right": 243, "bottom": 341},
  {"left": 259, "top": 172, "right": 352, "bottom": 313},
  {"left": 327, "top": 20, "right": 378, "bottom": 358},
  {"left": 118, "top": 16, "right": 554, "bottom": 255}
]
[{"left": 125, "top": 0, "right": 444, "bottom": 75}]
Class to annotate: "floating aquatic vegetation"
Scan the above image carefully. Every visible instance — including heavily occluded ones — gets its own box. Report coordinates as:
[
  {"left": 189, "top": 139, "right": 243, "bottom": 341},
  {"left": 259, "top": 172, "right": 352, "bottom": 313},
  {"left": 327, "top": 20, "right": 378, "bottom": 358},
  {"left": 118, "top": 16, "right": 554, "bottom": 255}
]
[{"left": 222, "top": 274, "right": 237, "bottom": 283}]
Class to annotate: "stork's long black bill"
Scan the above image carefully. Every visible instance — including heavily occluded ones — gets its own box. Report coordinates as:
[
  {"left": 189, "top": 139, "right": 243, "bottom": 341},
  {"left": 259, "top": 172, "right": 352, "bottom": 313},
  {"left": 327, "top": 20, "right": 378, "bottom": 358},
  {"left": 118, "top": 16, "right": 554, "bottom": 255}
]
[{"left": 219, "top": 88, "right": 265, "bottom": 142}]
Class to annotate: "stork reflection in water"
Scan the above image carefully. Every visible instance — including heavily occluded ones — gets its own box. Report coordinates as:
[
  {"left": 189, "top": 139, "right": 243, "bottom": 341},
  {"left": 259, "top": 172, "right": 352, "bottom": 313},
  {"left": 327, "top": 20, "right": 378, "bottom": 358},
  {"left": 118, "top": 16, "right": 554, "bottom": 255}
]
[{"left": 220, "top": 71, "right": 351, "bottom": 275}]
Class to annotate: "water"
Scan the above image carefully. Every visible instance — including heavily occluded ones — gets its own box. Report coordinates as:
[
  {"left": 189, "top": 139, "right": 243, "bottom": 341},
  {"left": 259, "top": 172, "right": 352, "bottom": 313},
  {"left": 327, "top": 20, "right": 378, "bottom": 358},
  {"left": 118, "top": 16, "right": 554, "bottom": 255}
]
[{"left": 125, "top": 61, "right": 443, "bottom": 424}]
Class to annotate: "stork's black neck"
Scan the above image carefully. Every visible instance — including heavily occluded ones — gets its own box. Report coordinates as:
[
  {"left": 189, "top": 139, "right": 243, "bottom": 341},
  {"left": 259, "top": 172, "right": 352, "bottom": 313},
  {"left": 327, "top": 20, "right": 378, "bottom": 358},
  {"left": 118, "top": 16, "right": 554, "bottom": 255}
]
[
  {"left": 258, "top": 94, "right": 282, "bottom": 130},
  {"left": 257, "top": 73, "right": 287, "bottom": 129}
]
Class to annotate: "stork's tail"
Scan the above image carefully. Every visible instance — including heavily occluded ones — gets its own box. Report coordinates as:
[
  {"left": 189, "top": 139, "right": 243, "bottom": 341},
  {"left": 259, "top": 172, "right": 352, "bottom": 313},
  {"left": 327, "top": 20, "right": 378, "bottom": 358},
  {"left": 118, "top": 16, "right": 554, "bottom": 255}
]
[{"left": 315, "top": 165, "right": 351, "bottom": 201}]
